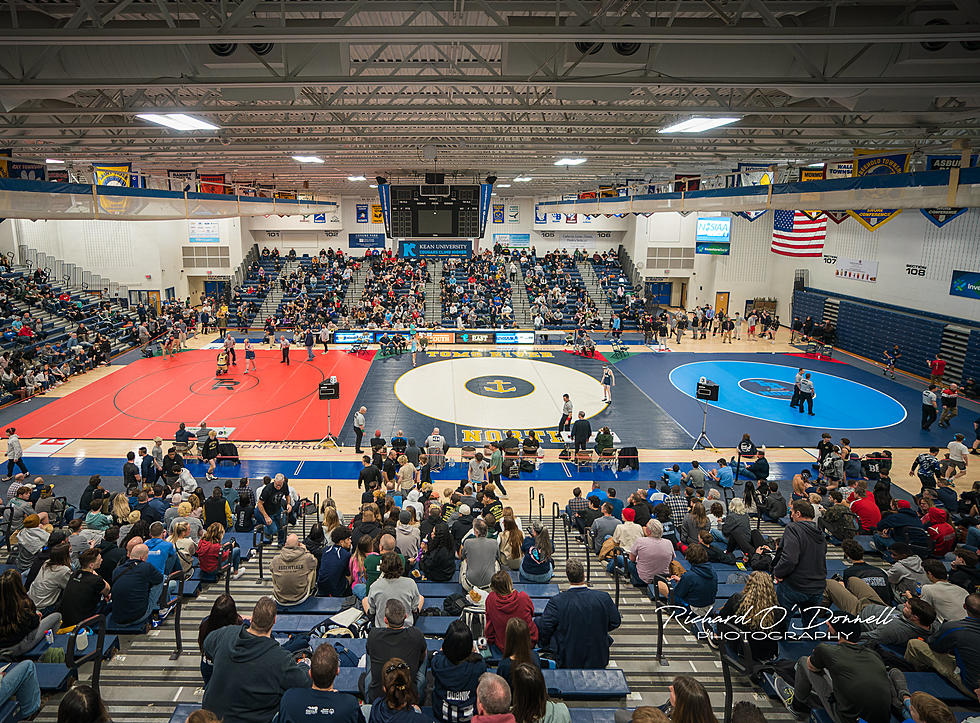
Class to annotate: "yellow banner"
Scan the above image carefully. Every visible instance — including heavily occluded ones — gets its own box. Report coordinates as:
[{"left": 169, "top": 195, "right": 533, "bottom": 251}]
[{"left": 371, "top": 204, "right": 384, "bottom": 224}]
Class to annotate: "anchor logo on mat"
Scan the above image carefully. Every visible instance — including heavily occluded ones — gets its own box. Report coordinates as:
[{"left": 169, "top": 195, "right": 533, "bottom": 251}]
[
  {"left": 211, "top": 379, "right": 240, "bottom": 391},
  {"left": 738, "top": 378, "right": 795, "bottom": 399},
  {"left": 464, "top": 375, "right": 534, "bottom": 399}
]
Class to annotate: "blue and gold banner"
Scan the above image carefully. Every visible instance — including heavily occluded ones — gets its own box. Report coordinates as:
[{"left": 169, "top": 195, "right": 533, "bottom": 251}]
[
  {"left": 355, "top": 203, "right": 369, "bottom": 223},
  {"left": 478, "top": 183, "right": 493, "bottom": 237},
  {"left": 848, "top": 150, "right": 910, "bottom": 231},
  {"left": 377, "top": 184, "right": 392, "bottom": 238},
  {"left": 492, "top": 204, "right": 504, "bottom": 224},
  {"left": 93, "top": 163, "right": 131, "bottom": 214}
]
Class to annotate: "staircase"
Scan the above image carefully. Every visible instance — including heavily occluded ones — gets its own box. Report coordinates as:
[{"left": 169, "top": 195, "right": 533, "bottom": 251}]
[
  {"left": 424, "top": 261, "right": 443, "bottom": 323},
  {"left": 251, "top": 259, "right": 297, "bottom": 324},
  {"left": 576, "top": 260, "right": 615, "bottom": 320},
  {"left": 508, "top": 263, "right": 533, "bottom": 326},
  {"left": 939, "top": 325, "right": 971, "bottom": 383},
  {"left": 342, "top": 263, "right": 370, "bottom": 310}
]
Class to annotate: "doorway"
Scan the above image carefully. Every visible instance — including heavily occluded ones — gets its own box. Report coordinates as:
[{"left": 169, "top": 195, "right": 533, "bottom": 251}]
[{"left": 714, "top": 291, "right": 730, "bottom": 316}]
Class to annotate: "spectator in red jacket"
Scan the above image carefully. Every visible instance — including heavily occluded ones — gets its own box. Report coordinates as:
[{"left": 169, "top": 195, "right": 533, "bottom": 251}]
[
  {"left": 849, "top": 481, "right": 882, "bottom": 533},
  {"left": 924, "top": 507, "right": 956, "bottom": 557},
  {"left": 484, "top": 570, "right": 537, "bottom": 654}
]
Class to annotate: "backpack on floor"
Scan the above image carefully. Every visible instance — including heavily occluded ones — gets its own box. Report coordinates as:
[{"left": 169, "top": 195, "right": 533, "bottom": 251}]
[
  {"left": 442, "top": 593, "right": 468, "bottom": 616},
  {"left": 520, "top": 460, "right": 535, "bottom": 473},
  {"left": 618, "top": 447, "right": 638, "bottom": 471}
]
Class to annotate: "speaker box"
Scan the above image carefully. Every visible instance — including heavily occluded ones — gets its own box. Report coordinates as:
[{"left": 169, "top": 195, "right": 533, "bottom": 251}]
[
  {"left": 318, "top": 380, "right": 340, "bottom": 400},
  {"left": 696, "top": 381, "right": 719, "bottom": 402},
  {"left": 424, "top": 172, "right": 445, "bottom": 185}
]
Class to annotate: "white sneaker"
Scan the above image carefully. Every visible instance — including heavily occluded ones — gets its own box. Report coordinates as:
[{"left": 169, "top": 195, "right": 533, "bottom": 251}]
[{"left": 233, "top": 567, "right": 246, "bottom": 579}]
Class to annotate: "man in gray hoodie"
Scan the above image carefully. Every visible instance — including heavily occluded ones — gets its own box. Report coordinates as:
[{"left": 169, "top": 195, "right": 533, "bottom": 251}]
[
  {"left": 885, "top": 543, "right": 929, "bottom": 600},
  {"left": 773, "top": 500, "right": 827, "bottom": 629},
  {"left": 204, "top": 597, "right": 311, "bottom": 722},
  {"left": 824, "top": 576, "right": 939, "bottom": 646}
]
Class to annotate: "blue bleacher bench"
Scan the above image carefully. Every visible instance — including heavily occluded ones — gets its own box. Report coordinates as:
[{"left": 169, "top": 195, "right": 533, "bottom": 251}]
[
  {"left": 568, "top": 709, "right": 620, "bottom": 723},
  {"left": 169, "top": 703, "right": 200, "bottom": 723},
  {"left": 271, "top": 614, "right": 333, "bottom": 635},
  {"left": 416, "top": 582, "right": 558, "bottom": 598},
  {"left": 276, "top": 597, "right": 346, "bottom": 615},
  {"left": 905, "top": 672, "right": 976, "bottom": 706},
  {"left": 308, "top": 637, "right": 443, "bottom": 661},
  {"left": 543, "top": 669, "right": 629, "bottom": 700},
  {"left": 24, "top": 632, "right": 119, "bottom": 662}
]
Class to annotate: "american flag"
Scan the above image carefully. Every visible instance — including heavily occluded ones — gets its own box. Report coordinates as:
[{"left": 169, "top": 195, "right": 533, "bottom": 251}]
[{"left": 771, "top": 210, "right": 828, "bottom": 257}]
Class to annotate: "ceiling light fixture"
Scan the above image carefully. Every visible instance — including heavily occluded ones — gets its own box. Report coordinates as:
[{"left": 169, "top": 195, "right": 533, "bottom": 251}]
[
  {"left": 347, "top": 175, "right": 367, "bottom": 181},
  {"left": 513, "top": 176, "right": 533, "bottom": 182},
  {"left": 497, "top": 184, "right": 512, "bottom": 188},
  {"left": 45, "top": 159, "right": 65, "bottom": 164},
  {"left": 135, "top": 113, "right": 220, "bottom": 131},
  {"left": 806, "top": 162, "right": 826, "bottom": 168},
  {"left": 658, "top": 117, "right": 740, "bottom": 133},
  {"left": 369, "top": 184, "right": 378, "bottom": 188},
  {"left": 291, "top": 155, "right": 324, "bottom": 163},
  {"left": 554, "top": 158, "right": 587, "bottom": 166}
]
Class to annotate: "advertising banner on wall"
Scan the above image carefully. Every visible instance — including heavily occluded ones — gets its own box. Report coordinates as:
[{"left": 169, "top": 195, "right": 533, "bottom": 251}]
[
  {"left": 493, "top": 233, "right": 530, "bottom": 248},
  {"left": 398, "top": 240, "right": 472, "bottom": 258},
  {"left": 950, "top": 270, "right": 980, "bottom": 300},
  {"left": 695, "top": 242, "right": 730, "bottom": 255},
  {"left": 826, "top": 255, "right": 879, "bottom": 283},
  {"left": 848, "top": 150, "right": 910, "bottom": 231},
  {"left": 188, "top": 219, "right": 220, "bottom": 243},
  {"left": 349, "top": 233, "right": 386, "bottom": 248},
  {"left": 559, "top": 233, "right": 595, "bottom": 249}
]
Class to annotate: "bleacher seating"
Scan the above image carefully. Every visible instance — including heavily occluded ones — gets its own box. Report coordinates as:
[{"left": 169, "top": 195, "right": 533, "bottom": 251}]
[
  {"left": 590, "top": 257, "right": 642, "bottom": 330},
  {"left": 440, "top": 255, "right": 515, "bottom": 327},
  {"left": 522, "top": 255, "right": 597, "bottom": 330},
  {"left": 270, "top": 254, "right": 354, "bottom": 328}
]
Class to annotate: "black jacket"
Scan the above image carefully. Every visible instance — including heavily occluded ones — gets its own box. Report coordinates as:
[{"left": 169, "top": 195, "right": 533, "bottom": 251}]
[
  {"left": 772, "top": 520, "right": 827, "bottom": 594},
  {"left": 570, "top": 419, "right": 592, "bottom": 443}
]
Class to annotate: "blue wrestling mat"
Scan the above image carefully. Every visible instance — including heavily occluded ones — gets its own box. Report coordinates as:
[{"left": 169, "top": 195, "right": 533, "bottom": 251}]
[{"left": 615, "top": 352, "right": 976, "bottom": 448}]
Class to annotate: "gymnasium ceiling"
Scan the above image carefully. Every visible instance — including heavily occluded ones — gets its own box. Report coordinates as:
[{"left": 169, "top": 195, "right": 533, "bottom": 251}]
[{"left": 1, "top": 0, "right": 980, "bottom": 197}]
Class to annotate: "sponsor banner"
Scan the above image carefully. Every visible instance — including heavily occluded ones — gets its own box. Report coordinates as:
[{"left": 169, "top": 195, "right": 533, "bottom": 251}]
[
  {"left": 673, "top": 174, "right": 700, "bottom": 192},
  {"left": 492, "top": 204, "right": 505, "bottom": 223},
  {"left": 0, "top": 159, "right": 47, "bottom": 181},
  {"left": 188, "top": 219, "right": 220, "bottom": 243},
  {"left": 534, "top": 205, "right": 546, "bottom": 224},
  {"left": 695, "top": 242, "right": 730, "bottom": 255},
  {"left": 825, "top": 255, "right": 878, "bottom": 283},
  {"left": 355, "top": 203, "right": 369, "bottom": 223},
  {"left": 199, "top": 173, "right": 228, "bottom": 195},
  {"left": 800, "top": 167, "right": 826, "bottom": 182},
  {"left": 167, "top": 169, "right": 197, "bottom": 191},
  {"left": 399, "top": 239, "right": 472, "bottom": 258},
  {"left": 920, "top": 207, "right": 968, "bottom": 228},
  {"left": 905, "top": 264, "right": 927, "bottom": 278},
  {"left": 23, "top": 438, "right": 75, "bottom": 457},
  {"left": 348, "top": 233, "right": 386, "bottom": 248},
  {"left": 455, "top": 331, "right": 494, "bottom": 344},
  {"left": 848, "top": 150, "right": 910, "bottom": 231},
  {"left": 950, "top": 270, "right": 980, "bottom": 300},
  {"left": 493, "top": 233, "right": 530, "bottom": 248},
  {"left": 507, "top": 205, "right": 520, "bottom": 224},
  {"left": 695, "top": 217, "right": 731, "bottom": 243},
  {"left": 926, "top": 154, "right": 979, "bottom": 170},
  {"left": 420, "top": 331, "right": 455, "bottom": 344},
  {"left": 334, "top": 331, "right": 375, "bottom": 344},
  {"left": 426, "top": 350, "right": 554, "bottom": 359},
  {"left": 370, "top": 204, "right": 384, "bottom": 224},
  {"left": 495, "top": 331, "right": 535, "bottom": 344},
  {"left": 825, "top": 161, "right": 854, "bottom": 179},
  {"left": 581, "top": 214, "right": 592, "bottom": 224}
]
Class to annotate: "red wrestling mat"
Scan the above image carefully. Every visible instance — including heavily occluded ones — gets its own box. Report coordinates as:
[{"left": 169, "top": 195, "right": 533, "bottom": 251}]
[{"left": 11, "top": 349, "right": 374, "bottom": 441}]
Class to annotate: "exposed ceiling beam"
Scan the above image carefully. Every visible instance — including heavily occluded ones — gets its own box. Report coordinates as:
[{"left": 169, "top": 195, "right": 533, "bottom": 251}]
[{"left": 2, "top": 24, "right": 980, "bottom": 45}]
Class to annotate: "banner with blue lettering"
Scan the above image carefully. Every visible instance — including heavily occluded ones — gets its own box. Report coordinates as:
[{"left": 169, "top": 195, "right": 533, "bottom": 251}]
[
  {"left": 355, "top": 203, "right": 369, "bottom": 224},
  {"left": 399, "top": 240, "right": 472, "bottom": 258},
  {"left": 349, "top": 233, "right": 386, "bottom": 248},
  {"left": 478, "top": 183, "right": 493, "bottom": 238},
  {"left": 736, "top": 162, "right": 776, "bottom": 221},
  {"left": 921, "top": 208, "right": 968, "bottom": 228},
  {"left": 848, "top": 150, "right": 910, "bottom": 231},
  {"left": 534, "top": 205, "right": 546, "bottom": 224},
  {"left": 377, "top": 183, "right": 392, "bottom": 237},
  {"left": 950, "top": 270, "right": 980, "bottom": 300}
]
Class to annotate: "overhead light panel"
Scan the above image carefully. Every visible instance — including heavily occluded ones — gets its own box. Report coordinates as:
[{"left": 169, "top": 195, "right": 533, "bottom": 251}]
[
  {"left": 45, "top": 159, "right": 64, "bottom": 164},
  {"left": 658, "top": 117, "right": 740, "bottom": 133},
  {"left": 136, "top": 113, "right": 220, "bottom": 131},
  {"left": 291, "top": 155, "right": 324, "bottom": 163},
  {"left": 554, "top": 158, "right": 587, "bottom": 166},
  {"left": 513, "top": 176, "right": 533, "bottom": 182},
  {"left": 806, "top": 162, "right": 826, "bottom": 168},
  {"left": 497, "top": 184, "right": 512, "bottom": 188},
  {"left": 369, "top": 184, "right": 378, "bottom": 188},
  {"left": 347, "top": 175, "right": 367, "bottom": 181}
]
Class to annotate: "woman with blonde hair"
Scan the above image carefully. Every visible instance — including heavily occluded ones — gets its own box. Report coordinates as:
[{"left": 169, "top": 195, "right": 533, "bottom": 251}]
[
  {"left": 169, "top": 501, "right": 204, "bottom": 540},
  {"left": 111, "top": 493, "right": 131, "bottom": 526},
  {"left": 396, "top": 453, "right": 418, "bottom": 494},
  {"left": 498, "top": 516, "right": 523, "bottom": 570},
  {"left": 322, "top": 506, "right": 340, "bottom": 537},
  {"left": 717, "top": 571, "right": 779, "bottom": 661},
  {"left": 168, "top": 521, "right": 196, "bottom": 576},
  {"left": 119, "top": 509, "right": 141, "bottom": 540}
]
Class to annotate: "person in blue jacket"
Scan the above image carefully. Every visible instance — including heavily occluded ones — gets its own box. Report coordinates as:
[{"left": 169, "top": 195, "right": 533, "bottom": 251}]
[
  {"left": 657, "top": 543, "right": 718, "bottom": 613},
  {"left": 537, "top": 559, "right": 622, "bottom": 669},
  {"left": 430, "top": 620, "right": 486, "bottom": 723},
  {"left": 874, "top": 499, "right": 930, "bottom": 560}
]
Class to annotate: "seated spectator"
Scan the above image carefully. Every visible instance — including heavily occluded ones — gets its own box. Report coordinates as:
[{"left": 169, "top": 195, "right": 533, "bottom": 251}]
[
  {"left": 497, "top": 517, "right": 523, "bottom": 571},
  {"left": 0, "top": 568, "right": 62, "bottom": 659},
  {"left": 657, "top": 543, "right": 718, "bottom": 614},
  {"left": 60, "top": 547, "right": 111, "bottom": 627},
  {"left": 923, "top": 507, "right": 956, "bottom": 557},
  {"left": 396, "top": 509, "right": 421, "bottom": 565},
  {"left": 716, "top": 572, "right": 780, "bottom": 663},
  {"left": 368, "top": 657, "right": 429, "bottom": 723},
  {"left": 949, "top": 548, "right": 980, "bottom": 592},
  {"left": 197, "top": 594, "right": 243, "bottom": 686},
  {"left": 840, "top": 538, "right": 891, "bottom": 605},
  {"left": 707, "top": 458, "right": 735, "bottom": 491},
  {"left": 460, "top": 517, "right": 499, "bottom": 591},
  {"left": 679, "top": 501, "right": 710, "bottom": 550},
  {"left": 790, "top": 619, "right": 905, "bottom": 723},
  {"left": 366, "top": 599, "right": 427, "bottom": 702},
  {"left": 431, "top": 619, "right": 488, "bottom": 723},
  {"left": 519, "top": 523, "right": 554, "bottom": 584},
  {"left": 918, "top": 558, "right": 969, "bottom": 624},
  {"left": 196, "top": 523, "right": 244, "bottom": 581},
  {"left": 662, "top": 676, "right": 717, "bottom": 722},
  {"left": 886, "top": 543, "right": 930, "bottom": 600},
  {"left": 759, "top": 481, "right": 787, "bottom": 522},
  {"left": 270, "top": 533, "right": 318, "bottom": 606},
  {"left": 734, "top": 449, "right": 769, "bottom": 482},
  {"left": 15, "top": 514, "right": 48, "bottom": 572},
  {"left": 850, "top": 481, "right": 882, "bottom": 532},
  {"left": 824, "top": 575, "right": 938, "bottom": 647},
  {"left": 721, "top": 498, "right": 754, "bottom": 556},
  {"left": 203, "top": 597, "right": 311, "bottom": 721},
  {"left": 875, "top": 499, "right": 930, "bottom": 560},
  {"left": 28, "top": 541, "right": 72, "bottom": 614},
  {"left": 496, "top": 617, "right": 541, "bottom": 690},
  {"left": 472, "top": 673, "right": 513, "bottom": 723},
  {"left": 510, "top": 662, "right": 570, "bottom": 723},
  {"left": 485, "top": 571, "right": 537, "bottom": 655},
  {"left": 57, "top": 684, "right": 110, "bottom": 723},
  {"left": 627, "top": 519, "right": 674, "bottom": 587},
  {"left": 0, "top": 660, "right": 41, "bottom": 721},
  {"left": 110, "top": 543, "right": 164, "bottom": 629},
  {"left": 364, "top": 552, "right": 423, "bottom": 628},
  {"left": 365, "top": 534, "right": 404, "bottom": 592},
  {"left": 590, "top": 503, "right": 619, "bottom": 554},
  {"left": 145, "top": 521, "right": 179, "bottom": 577},
  {"left": 420, "top": 522, "right": 456, "bottom": 583},
  {"left": 84, "top": 498, "right": 113, "bottom": 531},
  {"left": 538, "top": 559, "right": 621, "bottom": 669},
  {"left": 278, "top": 644, "right": 364, "bottom": 723}
]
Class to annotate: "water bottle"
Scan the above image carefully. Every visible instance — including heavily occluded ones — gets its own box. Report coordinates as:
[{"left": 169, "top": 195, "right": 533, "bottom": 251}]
[
  {"left": 44, "top": 629, "right": 54, "bottom": 644},
  {"left": 76, "top": 627, "right": 89, "bottom": 652}
]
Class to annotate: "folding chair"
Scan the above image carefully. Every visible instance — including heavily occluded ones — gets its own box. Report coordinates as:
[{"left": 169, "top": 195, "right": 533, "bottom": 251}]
[{"left": 596, "top": 449, "right": 617, "bottom": 472}]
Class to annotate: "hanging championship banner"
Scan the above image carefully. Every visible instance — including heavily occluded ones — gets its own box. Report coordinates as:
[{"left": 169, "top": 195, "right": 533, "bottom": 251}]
[
  {"left": 0, "top": 160, "right": 47, "bottom": 181},
  {"left": 598, "top": 186, "right": 618, "bottom": 198},
  {"left": 370, "top": 204, "right": 383, "bottom": 224},
  {"left": 93, "top": 163, "right": 131, "bottom": 214},
  {"left": 736, "top": 162, "right": 776, "bottom": 221},
  {"left": 47, "top": 169, "right": 69, "bottom": 183},
  {"left": 478, "top": 183, "right": 493, "bottom": 237},
  {"left": 800, "top": 210, "right": 825, "bottom": 221},
  {"left": 824, "top": 210, "right": 849, "bottom": 224},
  {"left": 578, "top": 191, "right": 597, "bottom": 200},
  {"left": 534, "top": 205, "right": 546, "bottom": 224},
  {"left": 199, "top": 173, "right": 228, "bottom": 195},
  {"left": 507, "top": 205, "right": 520, "bottom": 224},
  {"left": 378, "top": 183, "right": 392, "bottom": 238},
  {"left": 825, "top": 161, "right": 854, "bottom": 179},
  {"left": 926, "top": 155, "right": 979, "bottom": 170},
  {"left": 920, "top": 208, "right": 968, "bottom": 228},
  {"left": 167, "top": 169, "right": 197, "bottom": 191},
  {"left": 848, "top": 150, "right": 910, "bottom": 231},
  {"left": 274, "top": 190, "right": 296, "bottom": 200},
  {"left": 800, "top": 167, "right": 825, "bottom": 182},
  {"left": 492, "top": 204, "right": 505, "bottom": 224},
  {"left": 565, "top": 214, "right": 577, "bottom": 224},
  {"left": 673, "top": 174, "right": 700, "bottom": 192},
  {"left": 355, "top": 204, "right": 369, "bottom": 223}
]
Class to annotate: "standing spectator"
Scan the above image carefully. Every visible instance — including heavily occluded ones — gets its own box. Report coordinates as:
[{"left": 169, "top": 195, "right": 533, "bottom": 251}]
[
  {"left": 570, "top": 412, "right": 592, "bottom": 454},
  {"left": 2, "top": 427, "right": 28, "bottom": 481},
  {"left": 772, "top": 500, "right": 827, "bottom": 629},
  {"left": 922, "top": 384, "right": 939, "bottom": 431},
  {"left": 270, "top": 534, "right": 318, "bottom": 606},
  {"left": 537, "top": 559, "right": 621, "bottom": 669},
  {"left": 938, "top": 384, "right": 959, "bottom": 429},
  {"left": 928, "top": 355, "right": 946, "bottom": 385},
  {"left": 203, "top": 597, "right": 311, "bottom": 721},
  {"left": 352, "top": 407, "right": 367, "bottom": 454}
]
